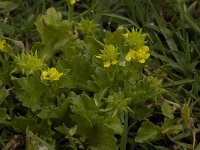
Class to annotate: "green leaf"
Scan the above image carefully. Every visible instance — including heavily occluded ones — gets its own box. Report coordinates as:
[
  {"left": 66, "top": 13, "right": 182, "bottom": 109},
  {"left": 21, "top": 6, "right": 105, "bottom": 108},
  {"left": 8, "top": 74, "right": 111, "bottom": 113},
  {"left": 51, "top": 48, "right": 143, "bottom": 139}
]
[
  {"left": 12, "top": 116, "right": 38, "bottom": 133},
  {"left": 70, "top": 93, "right": 118, "bottom": 150},
  {"left": 104, "top": 30, "right": 129, "bottom": 54},
  {"left": 0, "top": 57, "right": 13, "bottom": 85},
  {"left": 37, "top": 96, "right": 70, "bottom": 119},
  {"left": 70, "top": 54, "right": 95, "bottom": 89},
  {"left": 162, "top": 118, "right": 183, "bottom": 135},
  {"left": 55, "top": 125, "right": 78, "bottom": 150},
  {"left": 26, "top": 130, "right": 55, "bottom": 150},
  {"left": 0, "top": 108, "right": 10, "bottom": 124},
  {"left": 0, "top": 21, "right": 15, "bottom": 35},
  {"left": 184, "top": 13, "right": 200, "bottom": 35},
  {"left": 71, "top": 113, "right": 118, "bottom": 150},
  {"left": 85, "top": 36, "right": 103, "bottom": 57},
  {"left": 125, "top": 76, "right": 164, "bottom": 105},
  {"left": 105, "top": 115, "right": 124, "bottom": 135},
  {"left": 14, "top": 75, "right": 46, "bottom": 111},
  {"left": 130, "top": 105, "right": 152, "bottom": 121},
  {"left": 92, "top": 67, "right": 111, "bottom": 89},
  {"left": 135, "top": 121, "right": 162, "bottom": 143},
  {"left": 35, "top": 7, "right": 64, "bottom": 43},
  {"left": 98, "top": 12, "right": 139, "bottom": 28},
  {"left": 0, "top": 81, "right": 9, "bottom": 105},
  {"left": 12, "top": 116, "right": 54, "bottom": 138},
  {"left": 161, "top": 101, "right": 174, "bottom": 119},
  {"left": 70, "top": 93, "right": 98, "bottom": 136},
  {"left": 120, "top": 113, "right": 128, "bottom": 150},
  {"left": 0, "top": 1, "right": 19, "bottom": 12},
  {"left": 88, "top": 126, "right": 118, "bottom": 150},
  {"left": 38, "top": 119, "right": 55, "bottom": 138},
  {"left": 71, "top": 93, "right": 97, "bottom": 114},
  {"left": 35, "top": 7, "right": 75, "bottom": 60},
  {"left": 195, "top": 143, "right": 200, "bottom": 150},
  {"left": 94, "top": 87, "right": 109, "bottom": 106},
  {"left": 181, "top": 103, "right": 190, "bottom": 125}
]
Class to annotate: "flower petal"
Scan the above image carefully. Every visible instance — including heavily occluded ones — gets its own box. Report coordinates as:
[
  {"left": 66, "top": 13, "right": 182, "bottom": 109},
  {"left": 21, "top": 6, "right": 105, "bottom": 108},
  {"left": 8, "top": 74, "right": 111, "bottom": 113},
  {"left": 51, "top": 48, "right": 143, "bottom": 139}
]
[
  {"left": 125, "top": 51, "right": 132, "bottom": 61},
  {"left": 138, "top": 59, "right": 145, "bottom": 63},
  {"left": 104, "top": 61, "right": 111, "bottom": 67},
  {"left": 111, "top": 59, "right": 118, "bottom": 65}
]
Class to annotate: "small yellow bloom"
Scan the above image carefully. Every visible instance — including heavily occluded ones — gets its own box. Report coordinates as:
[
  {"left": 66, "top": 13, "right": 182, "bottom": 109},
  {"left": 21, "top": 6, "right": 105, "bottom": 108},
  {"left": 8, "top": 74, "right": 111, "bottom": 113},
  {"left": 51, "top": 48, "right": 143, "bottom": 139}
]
[
  {"left": 70, "top": 0, "right": 78, "bottom": 5},
  {"left": 125, "top": 50, "right": 133, "bottom": 62},
  {"left": 0, "top": 39, "right": 6, "bottom": 52},
  {"left": 41, "top": 68, "right": 64, "bottom": 81},
  {"left": 125, "top": 46, "right": 150, "bottom": 63},
  {"left": 123, "top": 28, "right": 147, "bottom": 49},
  {"left": 96, "top": 45, "right": 119, "bottom": 68}
]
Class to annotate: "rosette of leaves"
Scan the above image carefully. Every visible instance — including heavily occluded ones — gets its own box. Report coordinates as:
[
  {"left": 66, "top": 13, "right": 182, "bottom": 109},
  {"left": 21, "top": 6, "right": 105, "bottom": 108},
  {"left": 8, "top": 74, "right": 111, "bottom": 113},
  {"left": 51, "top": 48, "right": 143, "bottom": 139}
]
[
  {"left": 78, "top": 18, "right": 99, "bottom": 36},
  {"left": 123, "top": 28, "right": 148, "bottom": 49},
  {"left": 14, "top": 52, "right": 47, "bottom": 75}
]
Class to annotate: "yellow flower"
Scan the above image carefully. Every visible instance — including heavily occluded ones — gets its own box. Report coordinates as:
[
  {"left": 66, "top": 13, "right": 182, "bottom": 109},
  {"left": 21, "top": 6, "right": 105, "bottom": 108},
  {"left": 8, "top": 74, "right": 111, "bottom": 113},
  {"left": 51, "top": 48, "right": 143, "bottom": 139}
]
[
  {"left": 70, "top": 0, "right": 78, "bottom": 5},
  {"left": 125, "top": 46, "right": 150, "bottom": 63},
  {"left": 41, "top": 68, "right": 64, "bottom": 81},
  {"left": 123, "top": 28, "right": 147, "bottom": 49},
  {"left": 96, "top": 45, "right": 119, "bottom": 68},
  {"left": 0, "top": 39, "right": 6, "bottom": 52}
]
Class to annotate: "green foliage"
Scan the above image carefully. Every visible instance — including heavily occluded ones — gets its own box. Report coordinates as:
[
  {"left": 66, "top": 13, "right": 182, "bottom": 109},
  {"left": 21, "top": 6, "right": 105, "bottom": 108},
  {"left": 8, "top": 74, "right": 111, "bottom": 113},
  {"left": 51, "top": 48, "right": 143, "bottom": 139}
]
[
  {"left": 123, "top": 28, "right": 147, "bottom": 49},
  {"left": 162, "top": 118, "right": 183, "bottom": 135},
  {"left": 161, "top": 101, "right": 175, "bottom": 119},
  {"left": 14, "top": 52, "right": 47, "bottom": 75},
  {"left": 68, "top": 93, "right": 119, "bottom": 149},
  {"left": 13, "top": 74, "right": 46, "bottom": 112},
  {"left": 181, "top": 103, "right": 191, "bottom": 126},
  {"left": 135, "top": 121, "right": 162, "bottom": 143},
  {"left": 70, "top": 54, "right": 95, "bottom": 90},
  {"left": 0, "top": 108, "right": 10, "bottom": 124},
  {"left": 78, "top": 18, "right": 98, "bottom": 35},
  {"left": 37, "top": 94, "right": 70, "bottom": 119},
  {"left": 0, "top": 56, "right": 13, "bottom": 85},
  {"left": 0, "top": 81, "right": 9, "bottom": 105},
  {"left": 34, "top": 7, "right": 81, "bottom": 61},
  {"left": 1, "top": 1, "right": 200, "bottom": 149},
  {"left": 26, "top": 130, "right": 55, "bottom": 150}
]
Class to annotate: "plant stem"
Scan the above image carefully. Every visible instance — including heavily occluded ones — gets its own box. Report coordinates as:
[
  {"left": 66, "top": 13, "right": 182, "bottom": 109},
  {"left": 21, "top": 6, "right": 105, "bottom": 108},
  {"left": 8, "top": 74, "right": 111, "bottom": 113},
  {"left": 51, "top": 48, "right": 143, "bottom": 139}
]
[{"left": 66, "top": 0, "right": 74, "bottom": 24}]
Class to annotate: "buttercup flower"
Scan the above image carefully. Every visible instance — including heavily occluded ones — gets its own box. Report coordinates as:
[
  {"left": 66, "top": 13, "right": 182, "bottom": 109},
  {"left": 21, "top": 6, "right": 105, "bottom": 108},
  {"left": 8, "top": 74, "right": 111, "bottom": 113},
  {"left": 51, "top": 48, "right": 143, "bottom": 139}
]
[
  {"left": 70, "top": 0, "right": 79, "bottom": 5},
  {"left": 0, "top": 38, "right": 7, "bottom": 52},
  {"left": 41, "top": 68, "right": 64, "bottom": 81},
  {"left": 0, "top": 39, "right": 5, "bottom": 49},
  {"left": 125, "top": 46, "right": 150, "bottom": 63},
  {"left": 96, "top": 45, "right": 119, "bottom": 68}
]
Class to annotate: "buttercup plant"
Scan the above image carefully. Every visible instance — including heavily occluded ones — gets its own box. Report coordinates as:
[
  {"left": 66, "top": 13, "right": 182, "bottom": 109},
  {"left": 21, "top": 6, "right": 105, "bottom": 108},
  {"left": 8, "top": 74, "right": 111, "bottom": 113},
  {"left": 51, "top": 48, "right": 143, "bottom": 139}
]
[
  {"left": 78, "top": 18, "right": 98, "bottom": 35},
  {"left": 0, "top": 38, "right": 11, "bottom": 53},
  {"left": 14, "top": 53, "right": 46, "bottom": 75},
  {"left": 0, "top": 38, "right": 6, "bottom": 50},
  {"left": 125, "top": 46, "right": 150, "bottom": 63},
  {"left": 96, "top": 44, "right": 119, "bottom": 67},
  {"left": 123, "top": 28, "right": 147, "bottom": 48},
  {"left": 0, "top": 7, "right": 190, "bottom": 150},
  {"left": 123, "top": 28, "right": 150, "bottom": 64},
  {"left": 69, "top": 0, "right": 79, "bottom": 5}
]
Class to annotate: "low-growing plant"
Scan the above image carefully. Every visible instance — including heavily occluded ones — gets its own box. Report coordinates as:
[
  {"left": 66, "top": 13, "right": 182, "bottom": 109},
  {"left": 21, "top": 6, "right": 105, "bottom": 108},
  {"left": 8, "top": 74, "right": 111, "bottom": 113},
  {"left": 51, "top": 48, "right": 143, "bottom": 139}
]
[{"left": 0, "top": 4, "right": 196, "bottom": 150}]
